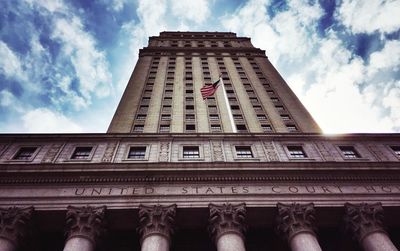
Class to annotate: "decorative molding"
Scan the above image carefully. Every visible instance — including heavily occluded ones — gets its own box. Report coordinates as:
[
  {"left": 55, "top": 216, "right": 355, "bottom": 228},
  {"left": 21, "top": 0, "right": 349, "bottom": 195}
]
[
  {"left": 158, "top": 142, "right": 170, "bottom": 162},
  {"left": 208, "top": 203, "right": 246, "bottom": 242},
  {"left": 102, "top": 141, "right": 118, "bottom": 162},
  {"left": 344, "top": 202, "right": 386, "bottom": 243},
  {"left": 65, "top": 206, "right": 106, "bottom": 245},
  {"left": 0, "top": 206, "right": 34, "bottom": 246},
  {"left": 276, "top": 203, "right": 317, "bottom": 241},
  {"left": 137, "top": 204, "right": 176, "bottom": 242},
  {"left": 0, "top": 174, "right": 399, "bottom": 185},
  {"left": 42, "top": 143, "right": 64, "bottom": 163},
  {"left": 211, "top": 141, "right": 224, "bottom": 161},
  {"left": 263, "top": 142, "right": 279, "bottom": 161}
]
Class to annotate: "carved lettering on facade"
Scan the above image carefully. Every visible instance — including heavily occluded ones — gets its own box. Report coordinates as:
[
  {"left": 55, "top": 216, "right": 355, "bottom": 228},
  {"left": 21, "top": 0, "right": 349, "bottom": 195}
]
[{"left": 42, "top": 143, "right": 63, "bottom": 163}]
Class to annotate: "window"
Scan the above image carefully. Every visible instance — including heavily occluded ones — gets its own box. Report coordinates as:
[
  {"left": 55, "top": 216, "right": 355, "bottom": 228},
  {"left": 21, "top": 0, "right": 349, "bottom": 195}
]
[
  {"left": 209, "top": 114, "right": 219, "bottom": 120},
  {"left": 233, "top": 115, "right": 243, "bottom": 120},
  {"left": 128, "top": 147, "right": 146, "bottom": 159},
  {"left": 136, "top": 114, "right": 146, "bottom": 120},
  {"left": 281, "top": 115, "right": 291, "bottom": 121},
  {"left": 257, "top": 115, "right": 267, "bottom": 121},
  {"left": 287, "top": 146, "right": 307, "bottom": 158},
  {"left": 390, "top": 146, "right": 400, "bottom": 157},
  {"left": 236, "top": 124, "right": 247, "bottom": 132},
  {"left": 71, "top": 147, "right": 93, "bottom": 160},
  {"left": 339, "top": 146, "right": 361, "bottom": 159},
  {"left": 186, "top": 124, "right": 196, "bottom": 131},
  {"left": 211, "top": 124, "right": 221, "bottom": 132},
  {"left": 183, "top": 146, "right": 200, "bottom": 158},
  {"left": 287, "top": 125, "right": 298, "bottom": 132},
  {"left": 161, "top": 114, "right": 171, "bottom": 120},
  {"left": 13, "top": 147, "right": 37, "bottom": 160},
  {"left": 186, "top": 105, "right": 194, "bottom": 110},
  {"left": 186, "top": 114, "right": 195, "bottom": 121},
  {"left": 235, "top": 146, "right": 253, "bottom": 158},
  {"left": 262, "top": 125, "right": 273, "bottom": 132},
  {"left": 160, "top": 125, "right": 170, "bottom": 132},
  {"left": 133, "top": 125, "right": 144, "bottom": 132}
]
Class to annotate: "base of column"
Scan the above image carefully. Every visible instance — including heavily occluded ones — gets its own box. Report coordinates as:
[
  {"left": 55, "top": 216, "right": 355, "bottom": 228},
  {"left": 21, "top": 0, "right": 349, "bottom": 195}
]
[
  {"left": 289, "top": 232, "right": 322, "bottom": 251},
  {"left": 362, "top": 232, "right": 398, "bottom": 251},
  {"left": 216, "top": 233, "right": 246, "bottom": 251},
  {"left": 63, "top": 237, "right": 94, "bottom": 251},
  {"left": 141, "top": 234, "right": 169, "bottom": 251}
]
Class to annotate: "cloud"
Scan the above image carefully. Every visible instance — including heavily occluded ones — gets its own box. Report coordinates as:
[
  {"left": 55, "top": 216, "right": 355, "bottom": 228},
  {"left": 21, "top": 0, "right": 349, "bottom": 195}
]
[
  {"left": 0, "top": 41, "right": 25, "bottom": 80},
  {"left": 221, "top": 0, "right": 400, "bottom": 133},
  {"left": 170, "top": 0, "right": 210, "bottom": 24},
  {"left": 21, "top": 108, "right": 82, "bottom": 133},
  {"left": 337, "top": 0, "right": 400, "bottom": 34}
]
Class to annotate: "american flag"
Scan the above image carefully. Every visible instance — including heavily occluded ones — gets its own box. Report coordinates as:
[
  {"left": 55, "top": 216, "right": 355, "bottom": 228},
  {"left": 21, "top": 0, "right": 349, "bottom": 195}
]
[{"left": 200, "top": 78, "right": 221, "bottom": 99}]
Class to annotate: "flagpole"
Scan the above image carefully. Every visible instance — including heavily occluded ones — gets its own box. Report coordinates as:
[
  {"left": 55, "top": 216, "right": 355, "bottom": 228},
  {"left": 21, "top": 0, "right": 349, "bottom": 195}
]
[{"left": 219, "top": 76, "right": 237, "bottom": 133}]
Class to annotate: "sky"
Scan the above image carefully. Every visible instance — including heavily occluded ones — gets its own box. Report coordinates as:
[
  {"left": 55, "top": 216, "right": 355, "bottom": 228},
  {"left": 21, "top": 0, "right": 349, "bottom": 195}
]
[{"left": 0, "top": 0, "right": 399, "bottom": 134}]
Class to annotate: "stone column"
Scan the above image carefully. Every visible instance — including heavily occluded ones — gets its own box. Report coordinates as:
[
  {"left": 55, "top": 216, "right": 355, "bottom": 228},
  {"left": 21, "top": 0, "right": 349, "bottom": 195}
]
[
  {"left": 344, "top": 203, "right": 398, "bottom": 251},
  {"left": 63, "top": 206, "right": 106, "bottom": 251},
  {"left": 0, "top": 207, "right": 33, "bottom": 251},
  {"left": 208, "top": 203, "right": 247, "bottom": 251},
  {"left": 137, "top": 204, "right": 177, "bottom": 251},
  {"left": 276, "top": 203, "right": 322, "bottom": 251}
]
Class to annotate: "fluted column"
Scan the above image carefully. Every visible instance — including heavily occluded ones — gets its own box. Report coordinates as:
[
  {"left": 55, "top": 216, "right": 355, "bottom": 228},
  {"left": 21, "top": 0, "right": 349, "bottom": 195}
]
[
  {"left": 0, "top": 207, "right": 33, "bottom": 251},
  {"left": 344, "top": 203, "right": 398, "bottom": 251},
  {"left": 137, "top": 204, "right": 177, "bottom": 251},
  {"left": 276, "top": 203, "right": 322, "bottom": 251},
  {"left": 209, "top": 203, "right": 247, "bottom": 251},
  {"left": 63, "top": 206, "right": 106, "bottom": 251}
]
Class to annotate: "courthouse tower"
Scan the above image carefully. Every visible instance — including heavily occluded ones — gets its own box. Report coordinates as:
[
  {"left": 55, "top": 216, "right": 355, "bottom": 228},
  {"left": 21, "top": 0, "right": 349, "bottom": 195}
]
[
  {"left": 108, "top": 31, "right": 321, "bottom": 134},
  {"left": 0, "top": 32, "right": 399, "bottom": 251}
]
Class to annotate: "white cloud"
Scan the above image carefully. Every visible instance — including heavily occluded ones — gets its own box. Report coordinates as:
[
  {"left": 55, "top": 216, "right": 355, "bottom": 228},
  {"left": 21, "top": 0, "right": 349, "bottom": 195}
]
[
  {"left": 337, "top": 0, "right": 400, "bottom": 34},
  {"left": 222, "top": 0, "right": 400, "bottom": 133},
  {"left": 21, "top": 108, "right": 82, "bottom": 133},
  {"left": 170, "top": 0, "right": 210, "bottom": 24},
  {"left": 368, "top": 40, "right": 400, "bottom": 76},
  {"left": 0, "top": 90, "right": 16, "bottom": 107},
  {"left": 0, "top": 41, "right": 25, "bottom": 80},
  {"left": 24, "top": 0, "right": 64, "bottom": 13}
]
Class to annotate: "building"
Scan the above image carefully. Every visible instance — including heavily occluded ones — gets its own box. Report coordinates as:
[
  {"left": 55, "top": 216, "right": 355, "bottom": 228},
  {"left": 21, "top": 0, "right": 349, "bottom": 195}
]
[{"left": 0, "top": 31, "right": 399, "bottom": 251}]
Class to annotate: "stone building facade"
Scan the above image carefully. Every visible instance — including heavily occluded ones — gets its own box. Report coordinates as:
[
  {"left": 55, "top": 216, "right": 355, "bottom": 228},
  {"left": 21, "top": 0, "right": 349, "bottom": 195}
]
[{"left": 0, "top": 32, "right": 399, "bottom": 251}]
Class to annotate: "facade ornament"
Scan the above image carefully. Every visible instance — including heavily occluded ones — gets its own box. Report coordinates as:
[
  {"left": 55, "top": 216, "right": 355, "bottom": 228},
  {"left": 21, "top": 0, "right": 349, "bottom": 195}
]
[
  {"left": 0, "top": 206, "right": 34, "bottom": 246},
  {"left": 208, "top": 203, "right": 247, "bottom": 242},
  {"left": 276, "top": 203, "right": 317, "bottom": 241},
  {"left": 65, "top": 206, "right": 106, "bottom": 245},
  {"left": 344, "top": 202, "right": 386, "bottom": 243},
  {"left": 137, "top": 204, "right": 177, "bottom": 242}
]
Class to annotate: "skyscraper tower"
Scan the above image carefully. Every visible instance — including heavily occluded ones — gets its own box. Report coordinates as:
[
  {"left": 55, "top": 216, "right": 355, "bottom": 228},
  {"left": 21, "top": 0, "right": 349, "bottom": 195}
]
[
  {"left": 108, "top": 31, "right": 321, "bottom": 134},
  {"left": 0, "top": 32, "right": 399, "bottom": 251}
]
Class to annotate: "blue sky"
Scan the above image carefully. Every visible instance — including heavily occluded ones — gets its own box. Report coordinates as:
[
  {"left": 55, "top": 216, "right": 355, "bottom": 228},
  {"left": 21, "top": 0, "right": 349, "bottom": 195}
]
[{"left": 0, "top": 0, "right": 399, "bottom": 133}]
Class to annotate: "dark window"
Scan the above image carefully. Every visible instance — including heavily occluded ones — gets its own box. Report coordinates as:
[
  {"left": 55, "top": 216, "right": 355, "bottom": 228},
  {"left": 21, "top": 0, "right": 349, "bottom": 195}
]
[
  {"left": 211, "top": 124, "right": 221, "bottom": 132},
  {"left": 209, "top": 114, "right": 219, "bottom": 120},
  {"left": 160, "top": 125, "right": 170, "bottom": 132},
  {"left": 128, "top": 147, "right": 146, "bottom": 159},
  {"left": 186, "top": 124, "right": 196, "bottom": 131},
  {"left": 390, "top": 146, "right": 400, "bottom": 157},
  {"left": 281, "top": 115, "right": 291, "bottom": 121},
  {"left": 13, "top": 147, "right": 37, "bottom": 160},
  {"left": 287, "top": 146, "right": 307, "bottom": 158},
  {"left": 287, "top": 125, "right": 298, "bottom": 132},
  {"left": 136, "top": 114, "right": 146, "bottom": 120},
  {"left": 236, "top": 124, "right": 247, "bottom": 132},
  {"left": 339, "top": 146, "right": 361, "bottom": 159},
  {"left": 133, "top": 125, "right": 144, "bottom": 132},
  {"left": 71, "top": 147, "right": 93, "bottom": 160},
  {"left": 186, "top": 105, "right": 194, "bottom": 110},
  {"left": 161, "top": 114, "right": 171, "bottom": 120},
  {"left": 257, "top": 115, "right": 267, "bottom": 121},
  {"left": 183, "top": 146, "right": 200, "bottom": 158},
  {"left": 186, "top": 114, "right": 195, "bottom": 121},
  {"left": 262, "top": 125, "right": 273, "bottom": 132},
  {"left": 231, "top": 105, "right": 240, "bottom": 110},
  {"left": 235, "top": 146, "right": 253, "bottom": 158}
]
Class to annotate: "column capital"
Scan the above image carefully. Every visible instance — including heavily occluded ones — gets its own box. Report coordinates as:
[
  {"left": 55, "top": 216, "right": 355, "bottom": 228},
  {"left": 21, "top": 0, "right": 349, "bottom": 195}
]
[
  {"left": 137, "top": 204, "right": 177, "bottom": 242},
  {"left": 0, "top": 207, "right": 34, "bottom": 246},
  {"left": 208, "top": 203, "right": 247, "bottom": 242},
  {"left": 276, "top": 203, "right": 317, "bottom": 241},
  {"left": 344, "top": 202, "right": 386, "bottom": 243},
  {"left": 65, "top": 205, "right": 106, "bottom": 245}
]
